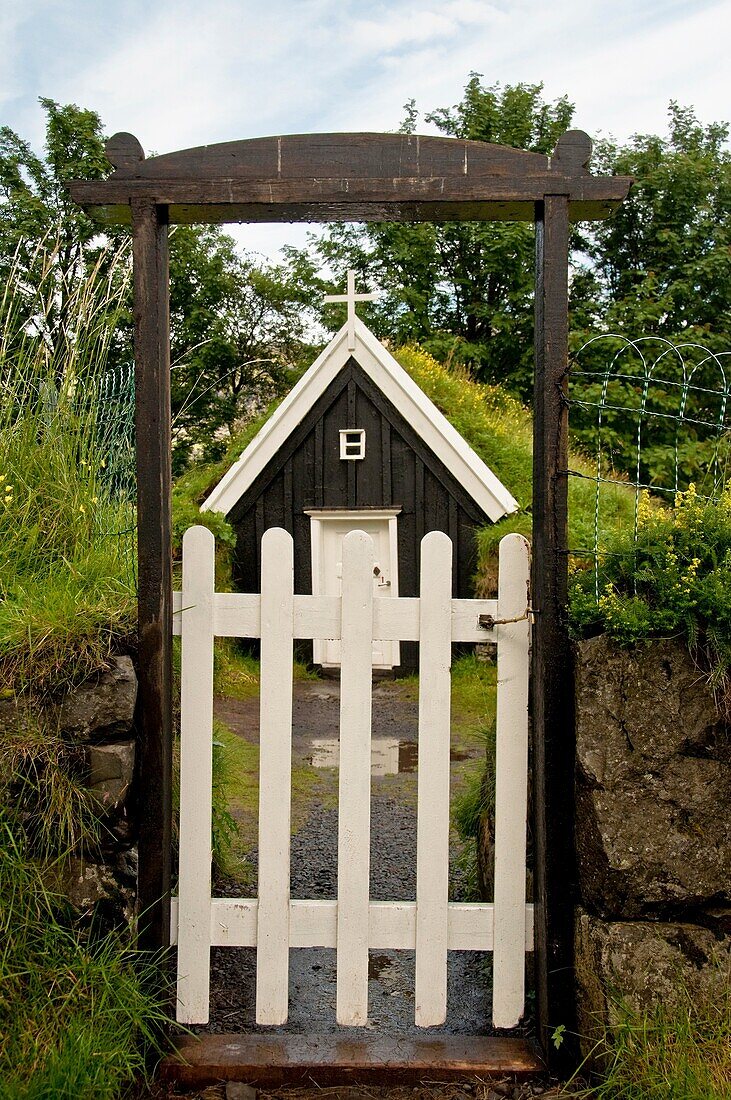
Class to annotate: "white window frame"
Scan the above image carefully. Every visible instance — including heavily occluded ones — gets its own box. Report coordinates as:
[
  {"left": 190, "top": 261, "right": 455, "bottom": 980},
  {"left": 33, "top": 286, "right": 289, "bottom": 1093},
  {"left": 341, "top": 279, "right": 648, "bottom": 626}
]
[{"left": 339, "top": 428, "right": 366, "bottom": 460}]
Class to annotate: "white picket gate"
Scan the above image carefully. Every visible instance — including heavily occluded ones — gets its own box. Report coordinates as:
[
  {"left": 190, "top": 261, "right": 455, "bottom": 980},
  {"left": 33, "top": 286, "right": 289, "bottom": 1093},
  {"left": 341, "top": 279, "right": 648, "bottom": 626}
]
[{"left": 171, "top": 525, "right": 532, "bottom": 1031}]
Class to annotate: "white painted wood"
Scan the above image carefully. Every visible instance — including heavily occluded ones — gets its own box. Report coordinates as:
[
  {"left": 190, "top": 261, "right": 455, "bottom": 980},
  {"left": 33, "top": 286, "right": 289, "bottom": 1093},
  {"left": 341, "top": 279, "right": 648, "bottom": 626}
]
[
  {"left": 210, "top": 593, "right": 260, "bottom": 637},
  {"left": 255, "top": 528, "right": 295, "bottom": 1025},
  {"left": 173, "top": 591, "right": 502, "bottom": 645},
  {"left": 172, "top": 524, "right": 532, "bottom": 1030},
  {"left": 491, "top": 533, "right": 531, "bottom": 1029},
  {"left": 176, "top": 525, "right": 216, "bottom": 1024},
  {"left": 336, "top": 530, "right": 374, "bottom": 1025},
  {"left": 200, "top": 316, "right": 518, "bottom": 522},
  {"left": 309, "top": 512, "right": 400, "bottom": 668},
  {"left": 170, "top": 897, "right": 535, "bottom": 952},
  {"left": 324, "top": 270, "right": 378, "bottom": 350},
  {"left": 304, "top": 509, "right": 403, "bottom": 521},
  {"left": 415, "top": 532, "right": 453, "bottom": 1026}
]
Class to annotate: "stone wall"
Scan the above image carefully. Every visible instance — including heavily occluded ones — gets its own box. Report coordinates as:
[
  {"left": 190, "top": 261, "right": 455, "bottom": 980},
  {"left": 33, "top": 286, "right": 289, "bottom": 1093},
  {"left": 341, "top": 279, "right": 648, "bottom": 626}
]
[
  {"left": 2, "top": 655, "right": 139, "bottom": 926},
  {"left": 574, "top": 635, "right": 731, "bottom": 1048}
]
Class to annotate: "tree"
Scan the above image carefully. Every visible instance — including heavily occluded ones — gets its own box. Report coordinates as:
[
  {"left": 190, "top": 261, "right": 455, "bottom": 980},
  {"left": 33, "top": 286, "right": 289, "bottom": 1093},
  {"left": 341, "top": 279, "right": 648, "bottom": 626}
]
[
  {"left": 295, "top": 77, "right": 574, "bottom": 399},
  {"left": 0, "top": 99, "right": 121, "bottom": 370},
  {"left": 573, "top": 104, "right": 731, "bottom": 342},
  {"left": 570, "top": 103, "right": 731, "bottom": 489},
  {"left": 0, "top": 101, "right": 319, "bottom": 464},
  {"left": 169, "top": 226, "right": 318, "bottom": 469}
]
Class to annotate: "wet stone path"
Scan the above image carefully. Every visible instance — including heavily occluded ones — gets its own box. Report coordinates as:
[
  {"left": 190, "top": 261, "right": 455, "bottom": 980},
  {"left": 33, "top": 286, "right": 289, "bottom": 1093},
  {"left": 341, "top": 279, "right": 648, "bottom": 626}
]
[{"left": 201, "top": 678, "right": 494, "bottom": 1038}]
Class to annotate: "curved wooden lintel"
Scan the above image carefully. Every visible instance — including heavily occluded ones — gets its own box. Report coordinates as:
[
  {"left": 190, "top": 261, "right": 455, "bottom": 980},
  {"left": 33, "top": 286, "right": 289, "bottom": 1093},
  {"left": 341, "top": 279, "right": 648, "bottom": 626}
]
[{"left": 69, "top": 130, "right": 631, "bottom": 224}]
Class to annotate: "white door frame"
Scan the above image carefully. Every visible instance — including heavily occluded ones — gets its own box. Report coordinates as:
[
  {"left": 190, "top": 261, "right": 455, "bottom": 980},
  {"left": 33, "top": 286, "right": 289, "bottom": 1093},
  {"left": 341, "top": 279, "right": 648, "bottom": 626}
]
[{"left": 306, "top": 508, "right": 401, "bottom": 668}]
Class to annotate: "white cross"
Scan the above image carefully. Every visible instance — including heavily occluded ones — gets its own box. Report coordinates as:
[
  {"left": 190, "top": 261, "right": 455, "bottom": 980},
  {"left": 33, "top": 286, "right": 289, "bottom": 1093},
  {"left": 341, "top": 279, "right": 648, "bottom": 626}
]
[{"left": 323, "top": 270, "right": 378, "bottom": 351}]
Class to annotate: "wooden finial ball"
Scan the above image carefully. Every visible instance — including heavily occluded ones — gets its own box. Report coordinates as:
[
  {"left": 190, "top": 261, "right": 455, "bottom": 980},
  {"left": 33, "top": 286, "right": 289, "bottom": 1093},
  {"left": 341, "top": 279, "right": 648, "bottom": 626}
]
[
  {"left": 105, "top": 132, "right": 145, "bottom": 172},
  {"left": 551, "top": 130, "right": 592, "bottom": 175}
]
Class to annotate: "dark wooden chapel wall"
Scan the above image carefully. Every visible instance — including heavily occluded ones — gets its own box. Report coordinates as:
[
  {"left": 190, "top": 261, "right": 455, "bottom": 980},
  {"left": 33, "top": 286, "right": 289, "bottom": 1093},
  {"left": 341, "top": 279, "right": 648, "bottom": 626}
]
[{"left": 228, "top": 358, "right": 486, "bottom": 670}]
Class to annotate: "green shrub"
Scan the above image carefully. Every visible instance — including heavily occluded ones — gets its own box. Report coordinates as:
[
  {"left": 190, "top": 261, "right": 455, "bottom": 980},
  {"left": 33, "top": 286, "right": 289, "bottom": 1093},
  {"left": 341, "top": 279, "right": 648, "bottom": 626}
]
[
  {"left": 570, "top": 485, "right": 731, "bottom": 706},
  {"left": 171, "top": 398, "right": 282, "bottom": 558}
]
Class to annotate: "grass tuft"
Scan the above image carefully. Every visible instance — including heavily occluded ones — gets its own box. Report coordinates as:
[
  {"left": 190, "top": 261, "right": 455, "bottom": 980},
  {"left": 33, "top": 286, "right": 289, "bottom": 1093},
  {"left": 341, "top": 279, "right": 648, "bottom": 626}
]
[
  {"left": 0, "top": 721, "right": 101, "bottom": 858},
  {"left": 0, "top": 237, "right": 136, "bottom": 697},
  {"left": 577, "top": 961, "right": 731, "bottom": 1099},
  {"left": 0, "top": 820, "right": 170, "bottom": 1099}
]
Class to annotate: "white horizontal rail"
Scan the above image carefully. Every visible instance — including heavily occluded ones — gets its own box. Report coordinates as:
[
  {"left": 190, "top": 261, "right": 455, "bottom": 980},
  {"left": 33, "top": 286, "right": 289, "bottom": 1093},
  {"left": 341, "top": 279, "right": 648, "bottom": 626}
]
[
  {"left": 170, "top": 897, "right": 535, "bottom": 952},
  {"left": 173, "top": 590, "right": 502, "bottom": 643}
]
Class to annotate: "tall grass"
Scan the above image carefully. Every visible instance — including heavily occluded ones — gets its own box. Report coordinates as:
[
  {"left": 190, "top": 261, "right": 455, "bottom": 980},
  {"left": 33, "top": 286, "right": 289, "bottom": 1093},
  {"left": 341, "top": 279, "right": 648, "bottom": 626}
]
[
  {"left": 578, "top": 963, "right": 731, "bottom": 1100},
  {"left": 0, "top": 238, "right": 136, "bottom": 695},
  {"left": 0, "top": 720, "right": 101, "bottom": 858},
  {"left": 0, "top": 819, "right": 169, "bottom": 1099}
]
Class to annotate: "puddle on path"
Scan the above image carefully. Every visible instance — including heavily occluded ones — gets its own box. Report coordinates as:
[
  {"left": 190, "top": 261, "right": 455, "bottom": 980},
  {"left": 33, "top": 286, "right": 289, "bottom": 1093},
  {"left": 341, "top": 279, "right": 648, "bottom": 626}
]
[
  {"left": 308, "top": 737, "right": 416, "bottom": 775},
  {"left": 307, "top": 737, "right": 470, "bottom": 775},
  {"left": 368, "top": 952, "right": 393, "bottom": 980}
]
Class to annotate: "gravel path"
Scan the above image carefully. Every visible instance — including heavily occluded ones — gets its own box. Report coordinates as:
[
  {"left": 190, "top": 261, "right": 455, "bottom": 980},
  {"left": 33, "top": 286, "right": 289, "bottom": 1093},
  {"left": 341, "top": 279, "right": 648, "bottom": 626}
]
[{"left": 203, "top": 678, "right": 496, "bottom": 1038}]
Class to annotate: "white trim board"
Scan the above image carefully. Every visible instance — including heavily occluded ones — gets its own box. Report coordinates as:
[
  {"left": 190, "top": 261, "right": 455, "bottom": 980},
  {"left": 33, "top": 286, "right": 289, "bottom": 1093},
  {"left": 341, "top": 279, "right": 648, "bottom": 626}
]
[{"left": 202, "top": 317, "right": 519, "bottom": 521}]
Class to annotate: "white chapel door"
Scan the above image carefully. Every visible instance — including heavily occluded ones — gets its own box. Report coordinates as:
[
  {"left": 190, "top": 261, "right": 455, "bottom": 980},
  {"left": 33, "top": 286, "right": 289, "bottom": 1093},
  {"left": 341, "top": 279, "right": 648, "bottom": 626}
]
[{"left": 308, "top": 510, "right": 400, "bottom": 669}]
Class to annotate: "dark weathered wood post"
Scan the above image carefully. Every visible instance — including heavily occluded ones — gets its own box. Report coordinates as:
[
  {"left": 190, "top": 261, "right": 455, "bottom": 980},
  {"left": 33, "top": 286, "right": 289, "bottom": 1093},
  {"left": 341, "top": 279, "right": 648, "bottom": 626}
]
[
  {"left": 532, "top": 193, "right": 575, "bottom": 1063},
  {"left": 132, "top": 198, "right": 173, "bottom": 950}
]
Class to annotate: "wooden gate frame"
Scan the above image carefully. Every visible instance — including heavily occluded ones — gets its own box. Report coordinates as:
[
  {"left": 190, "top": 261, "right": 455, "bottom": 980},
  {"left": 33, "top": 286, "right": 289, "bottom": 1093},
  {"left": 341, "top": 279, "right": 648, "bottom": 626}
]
[{"left": 70, "top": 130, "right": 630, "bottom": 1067}]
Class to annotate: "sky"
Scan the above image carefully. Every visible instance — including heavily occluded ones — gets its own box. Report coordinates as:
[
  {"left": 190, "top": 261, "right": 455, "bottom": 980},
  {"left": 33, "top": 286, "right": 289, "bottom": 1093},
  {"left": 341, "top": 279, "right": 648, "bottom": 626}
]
[{"left": 2, "top": 0, "right": 730, "bottom": 260}]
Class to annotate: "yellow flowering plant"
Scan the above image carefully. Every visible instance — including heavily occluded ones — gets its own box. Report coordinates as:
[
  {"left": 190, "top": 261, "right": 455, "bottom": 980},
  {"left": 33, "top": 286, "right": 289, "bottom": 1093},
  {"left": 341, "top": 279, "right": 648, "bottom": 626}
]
[{"left": 570, "top": 484, "right": 731, "bottom": 700}]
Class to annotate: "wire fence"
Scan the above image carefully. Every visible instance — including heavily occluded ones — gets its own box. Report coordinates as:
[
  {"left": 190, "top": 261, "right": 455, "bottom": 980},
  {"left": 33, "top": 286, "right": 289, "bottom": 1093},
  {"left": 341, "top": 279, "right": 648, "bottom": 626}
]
[
  {"left": 567, "top": 335, "right": 731, "bottom": 597},
  {"left": 93, "top": 333, "right": 731, "bottom": 603},
  {"left": 93, "top": 361, "right": 137, "bottom": 588}
]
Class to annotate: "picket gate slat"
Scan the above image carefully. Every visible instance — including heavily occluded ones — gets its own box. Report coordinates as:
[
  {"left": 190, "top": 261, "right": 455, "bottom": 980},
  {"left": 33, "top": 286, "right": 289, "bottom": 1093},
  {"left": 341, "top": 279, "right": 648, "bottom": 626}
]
[
  {"left": 415, "top": 532, "right": 453, "bottom": 1026},
  {"left": 255, "top": 529, "right": 295, "bottom": 1024},
  {"left": 176, "top": 526, "right": 216, "bottom": 1024},
  {"left": 336, "top": 530, "right": 374, "bottom": 1026},
  {"left": 491, "top": 533, "right": 531, "bottom": 1028},
  {"left": 173, "top": 525, "right": 531, "bottom": 1032}
]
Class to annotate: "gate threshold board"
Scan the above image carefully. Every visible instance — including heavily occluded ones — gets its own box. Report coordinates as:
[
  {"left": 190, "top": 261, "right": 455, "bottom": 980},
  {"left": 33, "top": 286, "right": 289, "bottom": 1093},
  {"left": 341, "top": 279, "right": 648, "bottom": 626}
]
[{"left": 162, "top": 1033, "right": 545, "bottom": 1088}]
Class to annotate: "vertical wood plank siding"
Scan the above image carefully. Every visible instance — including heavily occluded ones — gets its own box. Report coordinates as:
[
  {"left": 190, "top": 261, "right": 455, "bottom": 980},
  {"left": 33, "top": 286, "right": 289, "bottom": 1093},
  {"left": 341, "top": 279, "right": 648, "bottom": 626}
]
[{"left": 228, "top": 360, "right": 484, "bottom": 670}]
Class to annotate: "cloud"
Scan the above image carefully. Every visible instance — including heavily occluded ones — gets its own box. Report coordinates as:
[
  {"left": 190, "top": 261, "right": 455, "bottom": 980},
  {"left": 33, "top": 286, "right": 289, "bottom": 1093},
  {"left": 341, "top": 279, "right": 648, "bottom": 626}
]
[{"left": 4, "top": 0, "right": 729, "bottom": 261}]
